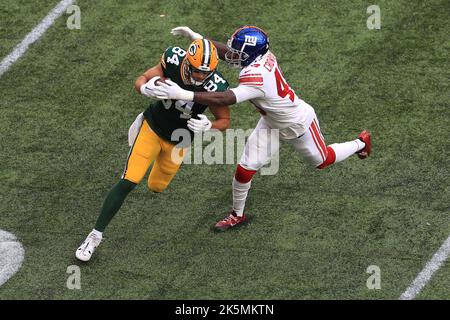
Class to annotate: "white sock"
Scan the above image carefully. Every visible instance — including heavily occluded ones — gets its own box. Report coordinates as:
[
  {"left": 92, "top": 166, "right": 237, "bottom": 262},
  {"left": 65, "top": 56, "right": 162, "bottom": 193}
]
[
  {"left": 355, "top": 139, "right": 366, "bottom": 152},
  {"left": 330, "top": 139, "right": 365, "bottom": 163},
  {"left": 232, "top": 177, "right": 252, "bottom": 216},
  {"left": 91, "top": 229, "right": 103, "bottom": 239}
]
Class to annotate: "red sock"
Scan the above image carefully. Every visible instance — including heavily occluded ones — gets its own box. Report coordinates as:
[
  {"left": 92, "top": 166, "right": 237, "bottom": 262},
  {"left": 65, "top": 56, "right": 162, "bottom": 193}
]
[
  {"left": 234, "top": 164, "right": 256, "bottom": 183},
  {"left": 317, "top": 146, "right": 336, "bottom": 169}
]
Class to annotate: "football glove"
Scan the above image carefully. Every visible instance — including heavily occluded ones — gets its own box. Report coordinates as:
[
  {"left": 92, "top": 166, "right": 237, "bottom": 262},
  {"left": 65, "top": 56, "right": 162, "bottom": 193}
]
[
  {"left": 140, "top": 76, "right": 160, "bottom": 98},
  {"left": 149, "top": 79, "right": 195, "bottom": 101},
  {"left": 171, "top": 26, "right": 203, "bottom": 40},
  {"left": 187, "top": 114, "right": 212, "bottom": 133}
]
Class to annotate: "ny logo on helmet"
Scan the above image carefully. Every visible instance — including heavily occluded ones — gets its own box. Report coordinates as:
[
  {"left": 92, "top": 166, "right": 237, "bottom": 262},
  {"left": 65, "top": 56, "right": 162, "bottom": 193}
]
[{"left": 244, "top": 35, "right": 258, "bottom": 46}]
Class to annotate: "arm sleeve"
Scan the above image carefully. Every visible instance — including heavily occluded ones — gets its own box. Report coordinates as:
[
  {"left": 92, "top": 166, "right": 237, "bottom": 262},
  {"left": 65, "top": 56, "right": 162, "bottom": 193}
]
[{"left": 230, "top": 85, "right": 265, "bottom": 103}]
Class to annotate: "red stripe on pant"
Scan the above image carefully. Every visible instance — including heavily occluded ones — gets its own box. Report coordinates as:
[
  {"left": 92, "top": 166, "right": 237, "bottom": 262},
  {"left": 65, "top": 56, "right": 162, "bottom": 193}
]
[
  {"left": 235, "top": 164, "right": 257, "bottom": 183},
  {"left": 309, "top": 123, "right": 328, "bottom": 161},
  {"left": 317, "top": 146, "right": 336, "bottom": 169},
  {"left": 310, "top": 120, "right": 327, "bottom": 158},
  {"left": 309, "top": 127, "right": 325, "bottom": 161}
]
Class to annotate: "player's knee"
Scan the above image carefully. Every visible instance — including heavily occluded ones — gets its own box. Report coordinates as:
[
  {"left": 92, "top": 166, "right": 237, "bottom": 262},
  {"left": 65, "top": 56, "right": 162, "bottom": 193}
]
[{"left": 147, "top": 180, "right": 167, "bottom": 193}]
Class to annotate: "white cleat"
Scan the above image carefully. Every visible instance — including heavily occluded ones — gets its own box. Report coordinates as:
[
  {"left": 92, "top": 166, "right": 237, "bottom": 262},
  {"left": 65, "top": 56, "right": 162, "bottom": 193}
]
[{"left": 76, "top": 232, "right": 102, "bottom": 262}]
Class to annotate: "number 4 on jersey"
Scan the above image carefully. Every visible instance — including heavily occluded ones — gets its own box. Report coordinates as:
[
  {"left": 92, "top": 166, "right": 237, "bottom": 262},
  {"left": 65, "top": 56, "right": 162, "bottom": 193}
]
[{"left": 275, "top": 67, "right": 295, "bottom": 102}]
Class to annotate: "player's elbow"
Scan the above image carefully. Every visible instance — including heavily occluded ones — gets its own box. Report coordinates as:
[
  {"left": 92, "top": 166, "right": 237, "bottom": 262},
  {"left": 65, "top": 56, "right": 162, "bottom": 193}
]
[
  {"left": 211, "top": 117, "right": 230, "bottom": 131},
  {"left": 134, "top": 82, "right": 141, "bottom": 94},
  {"left": 220, "top": 118, "right": 231, "bottom": 131},
  {"left": 222, "top": 91, "right": 237, "bottom": 106},
  {"left": 224, "top": 118, "right": 231, "bottom": 130},
  {"left": 134, "top": 75, "right": 147, "bottom": 94}
]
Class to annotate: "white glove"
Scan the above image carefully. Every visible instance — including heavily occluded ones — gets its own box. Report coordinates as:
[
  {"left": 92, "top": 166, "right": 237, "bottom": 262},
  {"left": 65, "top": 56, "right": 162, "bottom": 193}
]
[
  {"left": 187, "top": 114, "right": 212, "bottom": 133},
  {"left": 171, "top": 26, "right": 203, "bottom": 40},
  {"left": 149, "top": 79, "right": 194, "bottom": 101},
  {"left": 140, "top": 76, "right": 160, "bottom": 98}
]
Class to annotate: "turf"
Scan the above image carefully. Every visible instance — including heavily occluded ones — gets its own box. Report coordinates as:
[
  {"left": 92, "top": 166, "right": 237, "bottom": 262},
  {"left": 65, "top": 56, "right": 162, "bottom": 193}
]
[
  {"left": 0, "top": 0, "right": 61, "bottom": 58},
  {"left": 0, "top": 0, "right": 449, "bottom": 299}
]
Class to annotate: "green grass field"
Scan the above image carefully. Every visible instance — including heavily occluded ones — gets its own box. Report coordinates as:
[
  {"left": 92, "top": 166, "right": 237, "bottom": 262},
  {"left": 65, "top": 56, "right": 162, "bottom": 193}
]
[{"left": 0, "top": 0, "right": 449, "bottom": 300}]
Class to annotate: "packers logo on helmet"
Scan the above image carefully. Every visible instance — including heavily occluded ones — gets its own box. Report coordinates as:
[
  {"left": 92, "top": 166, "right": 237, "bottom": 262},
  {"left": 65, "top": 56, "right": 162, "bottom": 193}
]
[
  {"left": 188, "top": 43, "right": 197, "bottom": 56},
  {"left": 182, "top": 39, "right": 219, "bottom": 86}
]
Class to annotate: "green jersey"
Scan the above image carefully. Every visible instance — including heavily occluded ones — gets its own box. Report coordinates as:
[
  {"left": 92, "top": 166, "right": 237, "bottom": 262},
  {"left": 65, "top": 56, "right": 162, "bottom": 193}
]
[{"left": 143, "top": 46, "right": 229, "bottom": 145}]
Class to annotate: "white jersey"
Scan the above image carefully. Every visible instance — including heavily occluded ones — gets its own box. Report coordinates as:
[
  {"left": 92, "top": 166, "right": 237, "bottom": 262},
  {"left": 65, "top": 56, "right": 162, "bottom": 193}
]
[{"left": 231, "top": 51, "right": 314, "bottom": 139}]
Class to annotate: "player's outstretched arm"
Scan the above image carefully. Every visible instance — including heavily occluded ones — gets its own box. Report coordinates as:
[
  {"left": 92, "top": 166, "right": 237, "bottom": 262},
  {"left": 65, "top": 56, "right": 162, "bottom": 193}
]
[
  {"left": 193, "top": 85, "right": 265, "bottom": 107},
  {"left": 194, "top": 90, "right": 237, "bottom": 107},
  {"left": 171, "top": 26, "right": 228, "bottom": 61},
  {"left": 148, "top": 80, "right": 264, "bottom": 107},
  {"left": 171, "top": 26, "right": 203, "bottom": 40},
  {"left": 211, "top": 41, "right": 228, "bottom": 61},
  {"left": 147, "top": 78, "right": 238, "bottom": 106}
]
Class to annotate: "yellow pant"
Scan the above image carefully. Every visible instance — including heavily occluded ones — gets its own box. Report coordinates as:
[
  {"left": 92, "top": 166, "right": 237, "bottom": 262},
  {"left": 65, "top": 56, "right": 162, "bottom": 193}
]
[{"left": 122, "top": 119, "right": 187, "bottom": 192}]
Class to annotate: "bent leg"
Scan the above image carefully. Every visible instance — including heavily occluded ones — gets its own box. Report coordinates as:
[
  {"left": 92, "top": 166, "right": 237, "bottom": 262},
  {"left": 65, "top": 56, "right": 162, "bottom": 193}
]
[
  {"left": 95, "top": 120, "right": 161, "bottom": 232},
  {"left": 147, "top": 140, "right": 186, "bottom": 193},
  {"left": 289, "top": 117, "right": 365, "bottom": 169},
  {"left": 122, "top": 120, "right": 162, "bottom": 183}
]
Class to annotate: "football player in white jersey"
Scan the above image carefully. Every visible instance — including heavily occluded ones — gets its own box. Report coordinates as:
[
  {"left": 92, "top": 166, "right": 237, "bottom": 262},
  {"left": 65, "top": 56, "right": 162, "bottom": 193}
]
[{"left": 150, "top": 26, "right": 372, "bottom": 231}]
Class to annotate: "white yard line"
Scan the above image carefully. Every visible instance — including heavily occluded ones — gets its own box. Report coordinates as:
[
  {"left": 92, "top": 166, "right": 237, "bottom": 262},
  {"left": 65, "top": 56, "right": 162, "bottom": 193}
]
[
  {"left": 0, "top": 230, "right": 25, "bottom": 287},
  {"left": 0, "top": 0, "right": 74, "bottom": 286},
  {"left": 400, "top": 234, "right": 450, "bottom": 300},
  {"left": 0, "top": 0, "right": 74, "bottom": 77}
]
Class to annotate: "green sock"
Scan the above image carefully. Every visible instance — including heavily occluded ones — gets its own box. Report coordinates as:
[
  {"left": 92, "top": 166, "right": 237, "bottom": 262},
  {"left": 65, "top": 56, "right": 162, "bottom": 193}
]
[{"left": 94, "top": 179, "right": 136, "bottom": 232}]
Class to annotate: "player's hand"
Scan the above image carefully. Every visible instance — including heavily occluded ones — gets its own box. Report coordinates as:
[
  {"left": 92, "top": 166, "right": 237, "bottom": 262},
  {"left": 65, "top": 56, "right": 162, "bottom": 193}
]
[
  {"left": 171, "top": 26, "right": 203, "bottom": 40},
  {"left": 187, "top": 114, "right": 212, "bottom": 133},
  {"left": 140, "top": 76, "right": 160, "bottom": 98},
  {"left": 150, "top": 79, "right": 194, "bottom": 101}
]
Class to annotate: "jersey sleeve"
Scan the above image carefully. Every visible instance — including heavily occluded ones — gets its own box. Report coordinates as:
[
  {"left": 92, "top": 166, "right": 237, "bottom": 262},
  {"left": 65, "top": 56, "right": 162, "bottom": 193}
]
[
  {"left": 212, "top": 72, "right": 229, "bottom": 92},
  {"left": 239, "top": 67, "right": 264, "bottom": 88},
  {"left": 230, "top": 68, "right": 266, "bottom": 102},
  {"left": 230, "top": 85, "right": 265, "bottom": 103},
  {"left": 160, "top": 47, "right": 174, "bottom": 77}
]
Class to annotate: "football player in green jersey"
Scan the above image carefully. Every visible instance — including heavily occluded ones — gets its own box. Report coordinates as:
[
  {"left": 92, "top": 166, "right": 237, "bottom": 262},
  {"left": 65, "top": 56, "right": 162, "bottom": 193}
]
[{"left": 76, "top": 39, "right": 230, "bottom": 261}]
